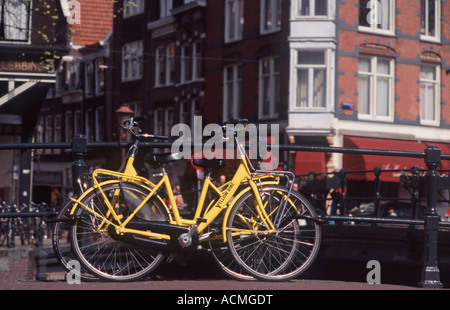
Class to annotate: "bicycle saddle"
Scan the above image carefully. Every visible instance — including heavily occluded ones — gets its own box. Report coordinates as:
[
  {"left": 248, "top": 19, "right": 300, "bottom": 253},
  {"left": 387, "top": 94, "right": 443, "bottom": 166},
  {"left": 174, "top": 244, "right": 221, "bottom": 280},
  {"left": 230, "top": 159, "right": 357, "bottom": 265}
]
[
  {"left": 191, "top": 158, "right": 226, "bottom": 170},
  {"left": 145, "top": 152, "right": 182, "bottom": 168}
]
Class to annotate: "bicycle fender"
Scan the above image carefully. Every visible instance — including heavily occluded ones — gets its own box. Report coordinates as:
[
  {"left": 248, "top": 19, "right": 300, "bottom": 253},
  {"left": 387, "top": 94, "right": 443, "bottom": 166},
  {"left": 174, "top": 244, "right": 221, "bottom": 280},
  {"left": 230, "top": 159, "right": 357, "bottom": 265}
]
[{"left": 221, "top": 180, "right": 279, "bottom": 242}]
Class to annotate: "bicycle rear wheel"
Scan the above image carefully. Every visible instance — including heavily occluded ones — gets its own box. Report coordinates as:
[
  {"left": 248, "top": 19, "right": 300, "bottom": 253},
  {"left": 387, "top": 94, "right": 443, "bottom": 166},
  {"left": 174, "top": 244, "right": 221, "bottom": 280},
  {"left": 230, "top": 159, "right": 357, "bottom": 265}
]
[
  {"left": 226, "top": 184, "right": 321, "bottom": 281},
  {"left": 206, "top": 230, "right": 255, "bottom": 281},
  {"left": 70, "top": 182, "right": 169, "bottom": 282}
]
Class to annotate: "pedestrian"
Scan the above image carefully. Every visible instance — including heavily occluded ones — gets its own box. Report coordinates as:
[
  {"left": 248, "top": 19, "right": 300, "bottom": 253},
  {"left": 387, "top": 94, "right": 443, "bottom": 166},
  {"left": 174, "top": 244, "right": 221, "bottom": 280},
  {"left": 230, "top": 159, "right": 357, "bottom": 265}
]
[{"left": 173, "top": 184, "right": 186, "bottom": 209}]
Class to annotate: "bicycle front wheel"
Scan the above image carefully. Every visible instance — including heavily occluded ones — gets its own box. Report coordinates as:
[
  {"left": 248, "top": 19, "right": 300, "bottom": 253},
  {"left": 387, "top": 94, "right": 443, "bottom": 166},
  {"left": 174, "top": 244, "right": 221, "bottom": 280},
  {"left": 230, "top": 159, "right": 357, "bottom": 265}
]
[
  {"left": 226, "top": 184, "right": 321, "bottom": 281},
  {"left": 70, "top": 182, "right": 169, "bottom": 282}
]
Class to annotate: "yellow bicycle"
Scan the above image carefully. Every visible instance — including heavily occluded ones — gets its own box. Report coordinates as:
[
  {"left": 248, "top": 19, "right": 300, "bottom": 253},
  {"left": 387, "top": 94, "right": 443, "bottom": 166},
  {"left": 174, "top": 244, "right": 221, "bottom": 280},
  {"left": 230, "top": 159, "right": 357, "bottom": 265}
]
[{"left": 68, "top": 118, "right": 321, "bottom": 281}]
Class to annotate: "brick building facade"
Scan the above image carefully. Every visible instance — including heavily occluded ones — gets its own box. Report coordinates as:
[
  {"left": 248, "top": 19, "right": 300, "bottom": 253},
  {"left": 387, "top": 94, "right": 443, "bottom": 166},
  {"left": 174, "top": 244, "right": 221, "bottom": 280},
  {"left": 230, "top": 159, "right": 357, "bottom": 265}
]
[{"left": 288, "top": 0, "right": 450, "bottom": 200}]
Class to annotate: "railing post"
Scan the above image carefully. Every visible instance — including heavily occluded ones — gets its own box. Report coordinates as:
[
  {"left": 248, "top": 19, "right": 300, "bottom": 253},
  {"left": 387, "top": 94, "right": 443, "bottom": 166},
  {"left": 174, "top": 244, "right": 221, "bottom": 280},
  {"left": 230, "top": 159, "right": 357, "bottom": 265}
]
[
  {"left": 419, "top": 145, "right": 443, "bottom": 288},
  {"left": 71, "top": 134, "right": 88, "bottom": 196}
]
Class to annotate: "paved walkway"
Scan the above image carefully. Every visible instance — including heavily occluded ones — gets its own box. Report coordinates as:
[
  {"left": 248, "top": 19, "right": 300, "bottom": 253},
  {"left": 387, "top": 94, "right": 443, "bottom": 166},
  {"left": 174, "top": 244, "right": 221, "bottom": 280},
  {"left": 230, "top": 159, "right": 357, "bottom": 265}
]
[{"left": 0, "top": 278, "right": 432, "bottom": 290}]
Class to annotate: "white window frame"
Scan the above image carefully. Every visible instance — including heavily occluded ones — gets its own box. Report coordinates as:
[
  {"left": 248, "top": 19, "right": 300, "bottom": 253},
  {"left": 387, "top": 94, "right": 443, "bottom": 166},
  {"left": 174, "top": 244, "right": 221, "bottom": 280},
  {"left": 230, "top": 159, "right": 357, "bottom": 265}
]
[
  {"left": 260, "top": 0, "right": 282, "bottom": 34},
  {"left": 225, "top": 0, "right": 244, "bottom": 43},
  {"left": 223, "top": 63, "right": 242, "bottom": 121},
  {"left": 358, "top": 0, "right": 395, "bottom": 36},
  {"left": 259, "top": 55, "right": 280, "bottom": 119},
  {"left": 294, "top": 49, "right": 328, "bottom": 110},
  {"left": 420, "top": 0, "right": 440, "bottom": 42},
  {"left": 419, "top": 64, "right": 440, "bottom": 126},
  {"left": 357, "top": 56, "right": 395, "bottom": 122},
  {"left": 122, "top": 40, "right": 143, "bottom": 82},
  {"left": 294, "top": 0, "right": 328, "bottom": 18},
  {"left": 123, "top": 0, "right": 145, "bottom": 18}
]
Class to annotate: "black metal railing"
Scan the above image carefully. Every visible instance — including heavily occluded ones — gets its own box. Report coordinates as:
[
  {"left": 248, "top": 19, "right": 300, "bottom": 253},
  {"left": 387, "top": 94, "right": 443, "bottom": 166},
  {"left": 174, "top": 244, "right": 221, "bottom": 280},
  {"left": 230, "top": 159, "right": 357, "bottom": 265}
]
[{"left": 0, "top": 134, "right": 449, "bottom": 288}]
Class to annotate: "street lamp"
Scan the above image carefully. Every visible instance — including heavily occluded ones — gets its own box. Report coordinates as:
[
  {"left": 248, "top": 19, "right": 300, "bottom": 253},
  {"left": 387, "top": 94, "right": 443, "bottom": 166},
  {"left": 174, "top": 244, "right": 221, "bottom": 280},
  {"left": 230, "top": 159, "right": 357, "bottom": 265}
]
[
  {"left": 115, "top": 105, "right": 134, "bottom": 159},
  {"left": 115, "top": 105, "right": 135, "bottom": 127}
]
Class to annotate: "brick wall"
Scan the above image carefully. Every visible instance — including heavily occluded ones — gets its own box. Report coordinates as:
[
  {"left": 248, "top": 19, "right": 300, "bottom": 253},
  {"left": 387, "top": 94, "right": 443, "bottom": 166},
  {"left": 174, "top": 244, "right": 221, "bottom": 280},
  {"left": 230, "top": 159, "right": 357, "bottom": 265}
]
[
  {"left": 337, "top": 0, "right": 450, "bottom": 126},
  {"left": 0, "top": 247, "right": 36, "bottom": 281}
]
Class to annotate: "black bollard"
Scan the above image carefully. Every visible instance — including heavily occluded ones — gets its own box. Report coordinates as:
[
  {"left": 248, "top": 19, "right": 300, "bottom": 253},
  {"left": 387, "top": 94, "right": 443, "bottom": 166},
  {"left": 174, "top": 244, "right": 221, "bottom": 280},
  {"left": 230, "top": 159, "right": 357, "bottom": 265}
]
[{"left": 419, "top": 146, "right": 443, "bottom": 288}]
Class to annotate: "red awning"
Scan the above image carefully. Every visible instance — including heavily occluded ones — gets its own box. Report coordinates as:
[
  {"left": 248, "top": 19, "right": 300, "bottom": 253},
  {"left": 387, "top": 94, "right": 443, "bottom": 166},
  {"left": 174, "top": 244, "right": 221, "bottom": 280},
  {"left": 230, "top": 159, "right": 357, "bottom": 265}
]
[
  {"left": 343, "top": 136, "right": 450, "bottom": 181},
  {"left": 295, "top": 151, "right": 327, "bottom": 175}
]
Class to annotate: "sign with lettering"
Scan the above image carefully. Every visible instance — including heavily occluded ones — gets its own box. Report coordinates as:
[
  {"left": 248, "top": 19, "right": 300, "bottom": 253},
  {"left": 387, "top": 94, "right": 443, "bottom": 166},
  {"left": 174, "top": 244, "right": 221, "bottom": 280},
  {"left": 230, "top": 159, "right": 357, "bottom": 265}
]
[{"left": 0, "top": 61, "right": 52, "bottom": 73}]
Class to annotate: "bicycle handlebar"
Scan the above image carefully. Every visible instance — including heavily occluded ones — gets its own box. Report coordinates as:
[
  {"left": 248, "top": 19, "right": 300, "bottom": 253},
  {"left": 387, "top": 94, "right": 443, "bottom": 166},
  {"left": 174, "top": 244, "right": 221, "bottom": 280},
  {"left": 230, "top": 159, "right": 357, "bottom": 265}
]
[
  {"left": 122, "top": 116, "right": 170, "bottom": 141},
  {"left": 123, "top": 117, "right": 249, "bottom": 141}
]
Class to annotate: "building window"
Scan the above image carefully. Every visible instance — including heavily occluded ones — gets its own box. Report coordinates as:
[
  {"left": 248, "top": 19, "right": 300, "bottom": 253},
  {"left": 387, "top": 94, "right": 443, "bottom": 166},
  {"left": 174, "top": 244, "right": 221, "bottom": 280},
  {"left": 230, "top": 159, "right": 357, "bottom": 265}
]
[
  {"left": 155, "top": 46, "right": 166, "bottom": 86},
  {"left": 420, "top": 0, "right": 440, "bottom": 41},
  {"left": 193, "top": 41, "right": 203, "bottom": 80},
  {"left": 295, "top": 50, "right": 326, "bottom": 109},
  {"left": 85, "top": 62, "right": 95, "bottom": 97},
  {"left": 74, "top": 110, "right": 82, "bottom": 136},
  {"left": 85, "top": 109, "right": 94, "bottom": 142},
  {"left": 95, "top": 107, "right": 105, "bottom": 141},
  {"left": 259, "top": 56, "right": 280, "bottom": 119},
  {"left": 68, "top": 62, "right": 79, "bottom": 89},
  {"left": 160, "top": 0, "right": 173, "bottom": 18},
  {"left": 45, "top": 115, "right": 53, "bottom": 143},
  {"left": 225, "top": 0, "right": 244, "bottom": 43},
  {"left": 0, "top": 0, "right": 31, "bottom": 42},
  {"left": 155, "top": 43, "right": 175, "bottom": 86},
  {"left": 96, "top": 59, "right": 105, "bottom": 95},
  {"left": 181, "top": 44, "right": 192, "bottom": 83},
  {"left": 223, "top": 64, "right": 242, "bottom": 121},
  {"left": 65, "top": 111, "right": 73, "bottom": 142},
  {"left": 166, "top": 43, "right": 175, "bottom": 84},
  {"left": 154, "top": 109, "right": 164, "bottom": 136},
  {"left": 358, "top": 56, "right": 394, "bottom": 121},
  {"left": 261, "top": 0, "right": 281, "bottom": 33},
  {"left": 122, "top": 40, "right": 143, "bottom": 81},
  {"left": 359, "top": 0, "right": 395, "bottom": 34},
  {"left": 296, "top": 0, "right": 327, "bottom": 17},
  {"left": 123, "top": 0, "right": 144, "bottom": 18},
  {"left": 180, "top": 100, "right": 189, "bottom": 125},
  {"left": 165, "top": 108, "right": 173, "bottom": 136},
  {"left": 420, "top": 64, "right": 440, "bottom": 125},
  {"left": 45, "top": 115, "right": 53, "bottom": 154}
]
